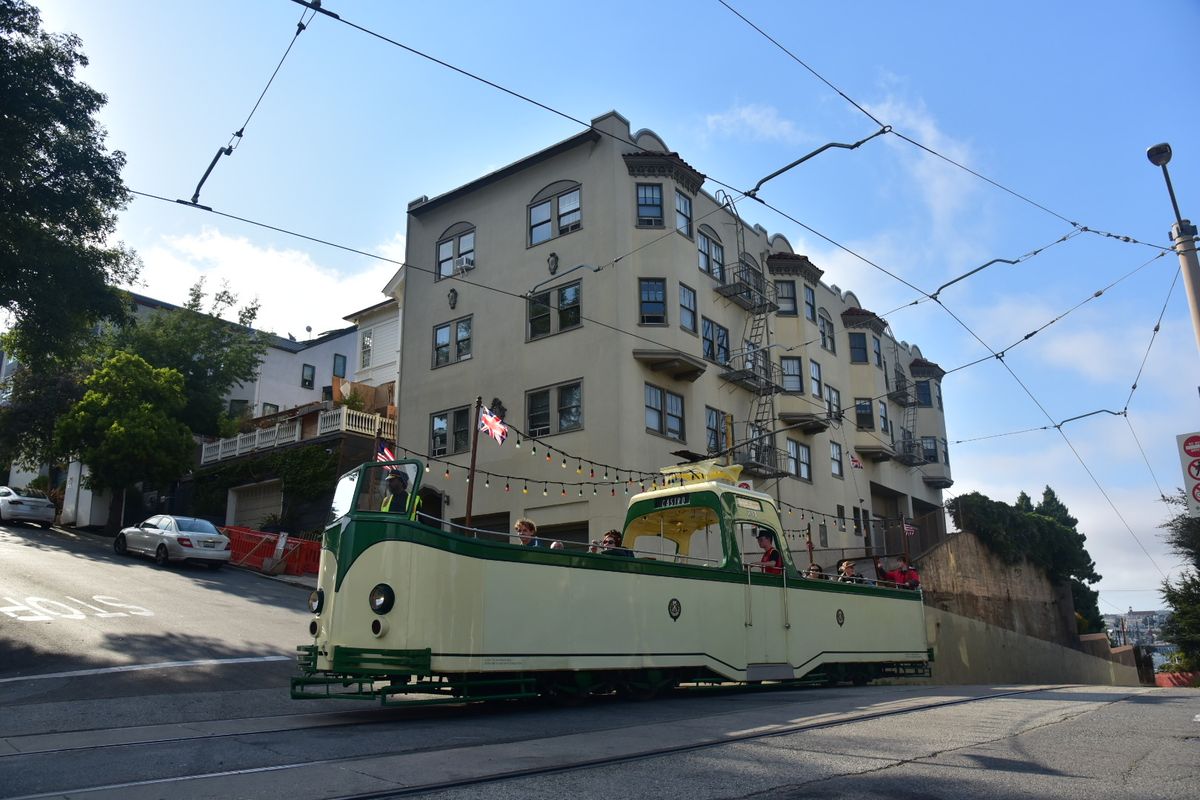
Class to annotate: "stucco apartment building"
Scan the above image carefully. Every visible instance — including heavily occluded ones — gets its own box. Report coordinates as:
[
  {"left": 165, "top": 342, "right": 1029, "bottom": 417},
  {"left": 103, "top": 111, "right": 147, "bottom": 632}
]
[{"left": 396, "top": 111, "right": 951, "bottom": 559}]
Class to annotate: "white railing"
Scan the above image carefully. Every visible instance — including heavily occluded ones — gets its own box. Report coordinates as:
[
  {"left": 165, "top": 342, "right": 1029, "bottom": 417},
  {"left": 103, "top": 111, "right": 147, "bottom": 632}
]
[{"left": 200, "top": 411, "right": 391, "bottom": 465}]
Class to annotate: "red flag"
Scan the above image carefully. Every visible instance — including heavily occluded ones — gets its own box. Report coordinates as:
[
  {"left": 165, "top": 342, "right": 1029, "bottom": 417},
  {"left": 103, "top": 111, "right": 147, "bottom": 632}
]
[{"left": 479, "top": 406, "right": 508, "bottom": 446}]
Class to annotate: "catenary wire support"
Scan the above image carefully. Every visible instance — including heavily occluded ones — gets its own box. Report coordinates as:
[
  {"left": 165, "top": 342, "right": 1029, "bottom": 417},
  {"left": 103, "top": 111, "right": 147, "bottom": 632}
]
[{"left": 745, "top": 126, "right": 889, "bottom": 198}]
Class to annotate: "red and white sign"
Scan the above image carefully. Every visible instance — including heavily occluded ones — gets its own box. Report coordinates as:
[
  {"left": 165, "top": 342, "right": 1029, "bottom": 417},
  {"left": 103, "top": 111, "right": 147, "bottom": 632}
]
[{"left": 1178, "top": 432, "right": 1200, "bottom": 517}]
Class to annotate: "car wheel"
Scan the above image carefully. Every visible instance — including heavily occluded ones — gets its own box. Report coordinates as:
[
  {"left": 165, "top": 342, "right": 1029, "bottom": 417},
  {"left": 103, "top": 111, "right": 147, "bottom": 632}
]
[
  {"left": 113, "top": 533, "right": 128, "bottom": 555},
  {"left": 206, "top": 561, "right": 224, "bottom": 571},
  {"left": 154, "top": 544, "right": 170, "bottom": 567},
  {"left": 39, "top": 521, "right": 53, "bottom": 529}
]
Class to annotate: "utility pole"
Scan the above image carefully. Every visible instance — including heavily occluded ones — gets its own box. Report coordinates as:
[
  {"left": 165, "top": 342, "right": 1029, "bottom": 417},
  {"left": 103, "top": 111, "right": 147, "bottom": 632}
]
[{"left": 1147, "top": 144, "right": 1200, "bottom": 357}]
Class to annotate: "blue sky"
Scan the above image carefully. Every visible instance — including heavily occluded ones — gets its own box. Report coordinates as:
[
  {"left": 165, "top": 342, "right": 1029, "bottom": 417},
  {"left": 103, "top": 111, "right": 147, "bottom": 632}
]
[{"left": 33, "top": 0, "right": 1200, "bottom": 613}]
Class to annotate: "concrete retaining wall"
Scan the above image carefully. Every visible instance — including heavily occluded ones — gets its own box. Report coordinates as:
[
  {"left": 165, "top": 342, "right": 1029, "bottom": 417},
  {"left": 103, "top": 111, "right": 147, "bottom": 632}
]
[{"left": 925, "top": 607, "right": 1140, "bottom": 686}]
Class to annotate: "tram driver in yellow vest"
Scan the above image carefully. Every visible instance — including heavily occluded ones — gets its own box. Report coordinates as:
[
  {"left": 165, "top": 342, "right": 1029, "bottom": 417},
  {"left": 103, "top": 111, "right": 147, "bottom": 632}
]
[{"left": 381, "top": 470, "right": 421, "bottom": 519}]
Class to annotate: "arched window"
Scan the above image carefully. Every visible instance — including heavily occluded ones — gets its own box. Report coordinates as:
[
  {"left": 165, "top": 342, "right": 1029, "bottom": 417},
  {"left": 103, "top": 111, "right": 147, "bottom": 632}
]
[
  {"left": 528, "top": 180, "right": 582, "bottom": 246},
  {"left": 436, "top": 221, "right": 475, "bottom": 281},
  {"left": 818, "top": 309, "right": 836, "bottom": 354}
]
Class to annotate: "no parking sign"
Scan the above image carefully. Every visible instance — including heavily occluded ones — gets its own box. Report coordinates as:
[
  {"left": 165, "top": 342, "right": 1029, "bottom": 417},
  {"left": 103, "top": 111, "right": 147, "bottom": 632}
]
[{"left": 1178, "top": 432, "right": 1200, "bottom": 517}]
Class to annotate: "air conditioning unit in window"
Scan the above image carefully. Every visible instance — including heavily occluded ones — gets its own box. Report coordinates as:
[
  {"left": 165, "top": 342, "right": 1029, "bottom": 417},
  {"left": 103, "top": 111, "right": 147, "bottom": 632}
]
[{"left": 453, "top": 255, "right": 475, "bottom": 273}]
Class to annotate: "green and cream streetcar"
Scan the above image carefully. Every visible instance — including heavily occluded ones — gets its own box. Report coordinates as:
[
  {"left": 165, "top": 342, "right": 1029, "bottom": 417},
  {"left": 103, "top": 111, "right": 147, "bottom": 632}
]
[{"left": 292, "top": 459, "right": 929, "bottom": 704}]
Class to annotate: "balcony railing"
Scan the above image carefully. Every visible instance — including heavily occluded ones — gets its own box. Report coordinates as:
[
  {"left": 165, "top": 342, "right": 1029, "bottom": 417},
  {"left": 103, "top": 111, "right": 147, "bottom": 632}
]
[
  {"left": 735, "top": 442, "right": 789, "bottom": 479},
  {"left": 713, "top": 261, "right": 778, "bottom": 313},
  {"left": 199, "top": 408, "right": 394, "bottom": 466},
  {"left": 719, "top": 352, "right": 783, "bottom": 395}
]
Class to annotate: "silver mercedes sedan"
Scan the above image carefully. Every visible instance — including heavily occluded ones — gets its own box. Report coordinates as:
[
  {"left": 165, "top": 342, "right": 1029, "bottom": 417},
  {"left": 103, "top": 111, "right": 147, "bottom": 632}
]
[{"left": 114, "top": 515, "right": 231, "bottom": 569}]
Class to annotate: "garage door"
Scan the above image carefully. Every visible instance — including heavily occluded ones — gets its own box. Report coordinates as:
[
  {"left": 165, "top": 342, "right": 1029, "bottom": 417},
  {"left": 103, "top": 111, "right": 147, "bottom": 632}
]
[{"left": 230, "top": 480, "right": 283, "bottom": 529}]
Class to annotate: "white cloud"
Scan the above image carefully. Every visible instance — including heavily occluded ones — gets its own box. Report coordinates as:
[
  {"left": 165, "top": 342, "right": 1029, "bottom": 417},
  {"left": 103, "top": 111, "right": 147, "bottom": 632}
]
[
  {"left": 704, "top": 104, "right": 811, "bottom": 145},
  {"left": 124, "top": 227, "right": 397, "bottom": 338}
]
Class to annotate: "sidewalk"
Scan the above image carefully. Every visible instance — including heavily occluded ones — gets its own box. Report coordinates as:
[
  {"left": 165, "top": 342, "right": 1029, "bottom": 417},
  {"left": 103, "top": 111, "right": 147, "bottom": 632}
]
[{"left": 234, "top": 564, "right": 318, "bottom": 591}]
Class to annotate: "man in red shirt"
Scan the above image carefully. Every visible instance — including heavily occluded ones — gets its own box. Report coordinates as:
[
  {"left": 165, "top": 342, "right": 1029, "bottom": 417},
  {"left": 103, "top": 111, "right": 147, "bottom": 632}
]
[
  {"left": 875, "top": 555, "right": 920, "bottom": 589},
  {"left": 757, "top": 530, "right": 783, "bottom": 575}
]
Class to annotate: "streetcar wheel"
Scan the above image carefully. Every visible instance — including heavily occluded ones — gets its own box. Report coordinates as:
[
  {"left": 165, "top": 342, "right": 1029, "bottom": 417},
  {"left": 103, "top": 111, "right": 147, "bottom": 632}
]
[
  {"left": 154, "top": 544, "right": 170, "bottom": 566},
  {"left": 113, "top": 533, "right": 127, "bottom": 555}
]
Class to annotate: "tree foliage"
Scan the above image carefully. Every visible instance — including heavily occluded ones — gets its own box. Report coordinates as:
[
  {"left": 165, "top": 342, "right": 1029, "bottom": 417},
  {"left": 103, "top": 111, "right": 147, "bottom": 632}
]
[
  {"left": 1159, "top": 492, "right": 1200, "bottom": 670},
  {"left": 0, "top": 0, "right": 138, "bottom": 365},
  {"left": 53, "top": 352, "right": 194, "bottom": 525},
  {"left": 112, "top": 280, "right": 268, "bottom": 437},
  {"left": 947, "top": 487, "right": 1103, "bottom": 633}
]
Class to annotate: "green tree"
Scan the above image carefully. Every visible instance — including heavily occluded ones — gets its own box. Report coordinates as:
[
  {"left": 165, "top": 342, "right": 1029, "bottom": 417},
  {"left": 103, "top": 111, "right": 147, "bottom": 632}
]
[
  {"left": 0, "top": 0, "right": 138, "bottom": 365},
  {"left": 113, "top": 280, "right": 268, "bottom": 437},
  {"left": 54, "top": 352, "right": 194, "bottom": 532},
  {"left": 1159, "top": 492, "right": 1200, "bottom": 670}
]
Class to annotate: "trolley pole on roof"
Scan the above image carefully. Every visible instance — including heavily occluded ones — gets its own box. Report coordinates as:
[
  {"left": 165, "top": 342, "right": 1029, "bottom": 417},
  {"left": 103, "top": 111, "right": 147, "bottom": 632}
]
[{"left": 464, "top": 396, "right": 483, "bottom": 528}]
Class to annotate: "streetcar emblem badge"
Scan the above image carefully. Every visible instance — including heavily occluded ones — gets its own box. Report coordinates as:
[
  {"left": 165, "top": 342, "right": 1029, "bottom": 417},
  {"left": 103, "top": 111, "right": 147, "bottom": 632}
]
[
  {"left": 668, "top": 598, "right": 682, "bottom": 621},
  {"left": 836, "top": 609, "right": 845, "bottom": 627}
]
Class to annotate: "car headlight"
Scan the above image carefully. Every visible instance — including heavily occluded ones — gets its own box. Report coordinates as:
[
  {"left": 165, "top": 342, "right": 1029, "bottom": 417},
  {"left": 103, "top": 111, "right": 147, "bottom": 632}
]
[
  {"left": 307, "top": 589, "right": 324, "bottom": 614},
  {"left": 368, "top": 583, "right": 395, "bottom": 615}
]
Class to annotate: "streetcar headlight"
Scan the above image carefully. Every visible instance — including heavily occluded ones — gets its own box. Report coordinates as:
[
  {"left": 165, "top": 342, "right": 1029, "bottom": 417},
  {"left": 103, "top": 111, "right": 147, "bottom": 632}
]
[
  {"left": 307, "top": 589, "right": 324, "bottom": 614},
  {"left": 368, "top": 583, "right": 395, "bottom": 614}
]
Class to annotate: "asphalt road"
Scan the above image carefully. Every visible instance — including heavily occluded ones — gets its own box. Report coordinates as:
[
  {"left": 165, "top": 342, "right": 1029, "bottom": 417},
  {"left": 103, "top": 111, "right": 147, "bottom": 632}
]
[{"left": 1, "top": 522, "right": 1196, "bottom": 799}]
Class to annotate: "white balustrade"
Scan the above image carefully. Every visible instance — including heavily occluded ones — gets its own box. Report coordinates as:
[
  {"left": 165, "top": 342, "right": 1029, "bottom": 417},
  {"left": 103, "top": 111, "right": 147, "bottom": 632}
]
[
  {"left": 257, "top": 425, "right": 278, "bottom": 450},
  {"left": 277, "top": 420, "right": 300, "bottom": 444},
  {"left": 219, "top": 438, "right": 238, "bottom": 459},
  {"left": 201, "top": 442, "right": 220, "bottom": 464},
  {"left": 236, "top": 431, "right": 256, "bottom": 455}
]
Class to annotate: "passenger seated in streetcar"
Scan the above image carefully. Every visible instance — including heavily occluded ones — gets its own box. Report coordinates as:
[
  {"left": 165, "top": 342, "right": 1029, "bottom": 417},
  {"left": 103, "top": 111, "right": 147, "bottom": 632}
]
[
  {"left": 549, "top": 540, "right": 564, "bottom": 550},
  {"left": 591, "top": 529, "right": 634, "bottom": 557},
  {"left": 874, "top": 554, "right": 921, "bottom": 589},
  {"left": 838, "top": 559, "right": 868, "bottom": 584},
  {"left": 514, "top": 517, "right": 543, "bottom": 547},
  {"left": 756, "top": 530, "right": 783, "bottom": 574},
  {"left": 806, "top": 563, "right": 827, "bottom": 580}
]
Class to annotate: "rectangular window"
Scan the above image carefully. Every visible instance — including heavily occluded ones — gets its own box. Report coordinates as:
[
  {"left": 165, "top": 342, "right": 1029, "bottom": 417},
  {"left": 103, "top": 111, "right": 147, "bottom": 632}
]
[
  {"left": 437, "top": 229, "right": 475, "bottom": 279},
  {"left": 679, "top": 283, "right": 697, "bottom": 333},
  {"left": 360, "top": 329, "right": 373, "bottom": 369},
  {"left": 937, "top": 382, "right": 943, "bottom": 411},
  {"left": 676, "top": 190, "right": 696, "bottom": 236},
  {"left": 228, "top": 398, "right": 248, "bottom": 417},
  {"left": 787, "top": 439, "right": 811, "bottom": 481},
  {"left": 529, "top": 187, "right": 582, "bottom": 246},
  {"left": 705, "top": 406, "right": 728, "bottom": 454},
  {"left": 332, "top": 353, "right": 347, "bottom": 379},
  {"left": 637, "top": 183, "right": 663, "bottom": 226},
  {"left": 701, "top": 317, "right": 730, "bottom": 364},
  {"left": 922, "top": 436, "right": 938, "bottom": 463},
  {"left": 698, "top": 232, "right": 725, "bottom": 279},
  {"left": 831, "top": 441, "right": 844, "bottom": 477},
  {"left": 781, "top": 356, "right": 803, "bottom": 393},
  {"left": 825, "top": 385, "right": 841, "bottom": 418},
  {"left": 878, "top": 400, "right": 890, "bottom": 435},
  {"left": 803, "top": 285, "right": 816, "bottom": 321},
  {"left": 262, "top": 402, "right": 279, "bottom": 415},
  {"left": 819, "top": 312, "right": 836, "bottom": 353},
  {"left": 852, "top": 507, "right": 862, "bottom": 536},
  {"left": 432, "top": 315, "right": 472, "bottom": 367},
  {"left": 848, "top": 332, "right": 869, "bottom": 363},
  {"left": 639, "top": 278, "right": 667, "bottom": 325},
  {"left": 836, "top": 504, "right": 846, "bottom": 531},
  {"left": 557, "top": 188, "right": 581, "bottom": 233},
  {"left": 528, "top": 281, "right": 582, "bottom": 339},
  {"left": 529, "top": 200, "right": 552, "bottom": 245},
  {"left": 942, "top": 437, "right": 950, "bottom": 466},
  {"left": 915, "top": 379, "right": 933, "bottom": 407},
  {"left": 855, "top": 398, "right": 874, "bottom": 429},
  {"left": 527, "top": 380, "right": 583, "bottom": 436},
  {"left": 430, "top": 407, "right": 470, "bottom": 456},
  {"left": 645, "top": 383, "right": 684, "bottom": 441},
  {"left": 873, "top": 336, "right": 882, "bottom": 368},
  {"left": 810, "top": 359, "right": 823, "bottom": 399},
  {"left": 775, "top": 280, "right": 797, "bottom": 315},
  {"left": 301, "top": 363, "right": 315, "bottom": 389}
]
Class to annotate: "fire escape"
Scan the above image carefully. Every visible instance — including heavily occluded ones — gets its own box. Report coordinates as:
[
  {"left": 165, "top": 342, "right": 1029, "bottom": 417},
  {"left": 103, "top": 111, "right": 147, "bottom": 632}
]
[
  {"left": 713, "top": 191, "right": 785, "bottom": 478},
  {"left": 889, "top": 344, "right": 926, "bottom": 467}
]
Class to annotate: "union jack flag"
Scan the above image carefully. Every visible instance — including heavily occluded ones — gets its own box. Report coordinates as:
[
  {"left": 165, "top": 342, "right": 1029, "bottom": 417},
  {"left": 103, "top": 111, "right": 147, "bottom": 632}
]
[
  {"left": 479, "top": 406, "right": 508, "bottom": 446},
  {"left": 376, "top": 441, "right": 395, "bottom": 462},
  {"left": 849, "top": 453, "right": 864, "bottom": 470}
]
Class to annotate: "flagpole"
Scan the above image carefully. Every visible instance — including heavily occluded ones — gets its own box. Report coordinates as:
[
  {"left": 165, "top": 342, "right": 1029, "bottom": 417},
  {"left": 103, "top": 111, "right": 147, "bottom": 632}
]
[{"left": 464, "top": 395, "right": 483, "bottom": 530}]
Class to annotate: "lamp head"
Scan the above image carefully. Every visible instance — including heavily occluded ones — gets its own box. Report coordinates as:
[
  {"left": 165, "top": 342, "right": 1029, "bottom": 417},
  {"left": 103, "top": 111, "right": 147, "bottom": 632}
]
[{"left": 1147, "top": 142, "right": 1172, "bottom": 167}]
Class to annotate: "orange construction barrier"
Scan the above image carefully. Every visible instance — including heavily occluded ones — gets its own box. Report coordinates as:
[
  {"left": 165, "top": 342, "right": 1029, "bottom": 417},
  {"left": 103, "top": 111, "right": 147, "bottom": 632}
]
[{"left": 222, "top": 526, "right": 321, "bottom": 575}]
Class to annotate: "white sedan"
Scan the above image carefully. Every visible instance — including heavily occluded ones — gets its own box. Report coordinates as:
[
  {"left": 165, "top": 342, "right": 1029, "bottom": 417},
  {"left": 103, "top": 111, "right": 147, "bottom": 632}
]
[
  {"left": 114, "top": 515, "right": 231, "bottom": 569},
  {"left": 0, "top": 486, "right": 56, "bottom": 527}
]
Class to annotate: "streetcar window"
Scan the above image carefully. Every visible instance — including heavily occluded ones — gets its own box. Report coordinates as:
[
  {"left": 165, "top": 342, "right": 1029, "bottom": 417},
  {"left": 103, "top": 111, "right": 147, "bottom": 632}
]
[
  {"left": 624, "top": 502, "right": 724, "bottom": 566},
  {"left": 329, "top": 470, "right": 358, "bottom": 522}
]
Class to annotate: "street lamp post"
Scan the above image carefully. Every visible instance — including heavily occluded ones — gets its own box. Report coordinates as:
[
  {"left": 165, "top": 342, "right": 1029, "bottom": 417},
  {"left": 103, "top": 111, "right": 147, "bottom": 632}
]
[{"left": 1147, "top": 143, "right": 1200, "bottom": 358}]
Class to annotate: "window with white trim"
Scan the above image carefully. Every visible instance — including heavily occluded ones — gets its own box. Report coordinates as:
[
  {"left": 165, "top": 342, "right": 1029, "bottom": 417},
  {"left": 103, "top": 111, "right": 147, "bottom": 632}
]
[
  {"left": 300, "top": 363, "right": 315, "bottom": 389},
  {"left": 360, "top": 329, "right": 373, "bottom": 369},
  {"left": 781, "top": 356, "right": 803, "bottom": 392}
]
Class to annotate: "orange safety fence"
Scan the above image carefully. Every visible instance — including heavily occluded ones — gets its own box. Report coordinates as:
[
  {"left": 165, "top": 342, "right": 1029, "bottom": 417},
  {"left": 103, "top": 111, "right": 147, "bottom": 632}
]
[{"left": 221, "top": 526, "right": 321, "bottom": 576}]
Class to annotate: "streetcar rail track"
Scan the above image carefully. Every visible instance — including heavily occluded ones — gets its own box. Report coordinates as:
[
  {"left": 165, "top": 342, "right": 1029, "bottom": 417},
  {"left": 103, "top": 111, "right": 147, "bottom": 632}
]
[{"left": 5, "top": 685, "right": 1081, "bottom": 800}]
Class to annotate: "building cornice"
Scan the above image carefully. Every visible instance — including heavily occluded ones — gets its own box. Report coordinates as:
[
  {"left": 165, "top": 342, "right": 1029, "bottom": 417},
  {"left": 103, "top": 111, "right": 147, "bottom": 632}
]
[
  {"left": 909, "top": 357, "right": 946, "bottom": 380},
  {"left": 622, "top": 152, "right": 705, "bottom": 195},
  {"left": 765, "top": 252, "right": 824, "bottom": 284},
  {"left": 840, "top": 307, "right": 888, "bottom": 335}
]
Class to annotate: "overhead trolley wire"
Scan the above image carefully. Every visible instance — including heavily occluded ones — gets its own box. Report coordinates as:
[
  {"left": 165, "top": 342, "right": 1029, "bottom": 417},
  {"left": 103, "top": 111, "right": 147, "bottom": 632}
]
[{"left": 189, "top": 5, "right": 317, "bottom": 204}]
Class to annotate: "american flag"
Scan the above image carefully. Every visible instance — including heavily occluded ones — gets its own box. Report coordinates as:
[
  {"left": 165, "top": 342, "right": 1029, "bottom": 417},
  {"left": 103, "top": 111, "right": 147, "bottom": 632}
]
[
  {"left": 376, "top": 441, "right": 395, "bottom": 462},
  {"left": 849, "top": 453, "right": 864, "bottom": 470},
  {"left": 903, "top": 522, "right": 918, "bottom": 537},
  {"left": 479, "top": 406, "right": 508, "bottom": 446}
]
